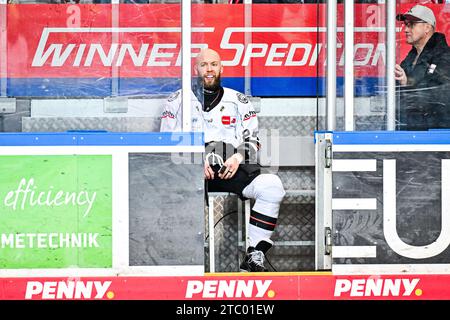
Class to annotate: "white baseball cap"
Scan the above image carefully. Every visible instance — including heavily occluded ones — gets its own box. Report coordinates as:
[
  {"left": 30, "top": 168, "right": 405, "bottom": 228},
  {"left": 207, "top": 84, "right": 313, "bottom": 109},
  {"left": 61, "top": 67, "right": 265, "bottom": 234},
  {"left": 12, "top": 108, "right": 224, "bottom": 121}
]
[{"left": 396, "top": 5, "right": 436, "bottom": 28}]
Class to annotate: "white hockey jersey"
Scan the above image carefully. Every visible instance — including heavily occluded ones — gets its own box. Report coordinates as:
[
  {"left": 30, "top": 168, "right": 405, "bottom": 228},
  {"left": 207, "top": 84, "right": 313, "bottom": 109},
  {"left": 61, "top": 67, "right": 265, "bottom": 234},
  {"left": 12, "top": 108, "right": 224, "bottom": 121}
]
[{"left": 160, "top": 87, "right": 258, "bottom": 148}]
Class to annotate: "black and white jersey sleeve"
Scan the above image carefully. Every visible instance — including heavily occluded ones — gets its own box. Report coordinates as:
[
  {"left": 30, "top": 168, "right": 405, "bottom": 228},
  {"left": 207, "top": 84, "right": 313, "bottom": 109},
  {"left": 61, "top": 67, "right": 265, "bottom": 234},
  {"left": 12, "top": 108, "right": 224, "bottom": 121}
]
[{"left": 160, "top": 90, "right": 182, "bottom": 132}]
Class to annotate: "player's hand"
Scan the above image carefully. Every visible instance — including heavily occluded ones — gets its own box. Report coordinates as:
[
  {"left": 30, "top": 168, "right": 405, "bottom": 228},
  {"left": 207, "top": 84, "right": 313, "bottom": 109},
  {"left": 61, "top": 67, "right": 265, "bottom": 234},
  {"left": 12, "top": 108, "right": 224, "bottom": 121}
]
[
  {"left": 395, "top": 64, "right": 408, "bottom": 86},
  {"left": 204, "top": 160, "right": 215, "bottom": 180},
  {"left": 219, "top": 153, "right": 243, "bottom": 180}
]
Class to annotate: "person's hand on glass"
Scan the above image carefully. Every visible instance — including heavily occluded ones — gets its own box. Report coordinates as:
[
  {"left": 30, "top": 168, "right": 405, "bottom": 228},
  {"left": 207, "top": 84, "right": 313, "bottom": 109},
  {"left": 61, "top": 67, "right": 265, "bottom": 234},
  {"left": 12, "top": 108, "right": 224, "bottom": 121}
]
[{"left": 395, "top": 64, "right": 408, "bottom": 86}]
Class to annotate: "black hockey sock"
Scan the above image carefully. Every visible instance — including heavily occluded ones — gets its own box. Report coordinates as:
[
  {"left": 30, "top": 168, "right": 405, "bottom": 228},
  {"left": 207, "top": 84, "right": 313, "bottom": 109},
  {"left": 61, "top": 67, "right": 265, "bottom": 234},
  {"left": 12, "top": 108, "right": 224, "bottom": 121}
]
[{"left": 255, "top": 240, "right": 272, "bottom": 254}]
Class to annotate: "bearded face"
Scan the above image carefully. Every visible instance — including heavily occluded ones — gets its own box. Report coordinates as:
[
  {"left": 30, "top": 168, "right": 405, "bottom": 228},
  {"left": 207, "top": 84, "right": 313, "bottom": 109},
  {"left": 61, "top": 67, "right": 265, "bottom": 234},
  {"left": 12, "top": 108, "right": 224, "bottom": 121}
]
[
  {"left": 195, "top": 49, "right": 223, "bottom": 92},
  {"left": 201, "top": 73, "right": 221, "bottom": 91}
]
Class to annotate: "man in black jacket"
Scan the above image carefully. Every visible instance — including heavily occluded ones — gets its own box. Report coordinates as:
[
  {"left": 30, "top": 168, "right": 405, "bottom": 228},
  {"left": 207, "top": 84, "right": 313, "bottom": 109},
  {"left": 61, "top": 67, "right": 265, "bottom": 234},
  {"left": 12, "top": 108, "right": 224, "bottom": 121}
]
[{"left": 395, "top": 5, "right": 450, "bottom": 131}]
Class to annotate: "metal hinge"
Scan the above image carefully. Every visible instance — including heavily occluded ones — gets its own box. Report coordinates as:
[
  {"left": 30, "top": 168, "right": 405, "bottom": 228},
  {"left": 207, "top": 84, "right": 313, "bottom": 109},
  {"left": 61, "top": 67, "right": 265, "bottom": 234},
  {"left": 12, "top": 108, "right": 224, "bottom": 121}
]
[
  {"left": 325, "top": 139, "right": 332, "bottom": 169},
  {"left": 325, "top": 227, "right": 332, "bottom": 255}
]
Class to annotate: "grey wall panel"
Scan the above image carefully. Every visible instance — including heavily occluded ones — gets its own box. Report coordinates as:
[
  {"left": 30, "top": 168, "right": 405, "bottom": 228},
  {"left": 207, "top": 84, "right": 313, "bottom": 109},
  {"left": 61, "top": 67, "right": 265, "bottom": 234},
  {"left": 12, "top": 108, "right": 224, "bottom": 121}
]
[
  {"left": 1, "top": 99, "right": 30, "bottom": 132},
  {"left": 333, "top": 151, "right": 450, "bottom": 264},
  {"left": 22, "top": 117, "right": 161, "bottom": 132},
  {"left": 128, "top": 153, "right": 204, "bottom": 266}
]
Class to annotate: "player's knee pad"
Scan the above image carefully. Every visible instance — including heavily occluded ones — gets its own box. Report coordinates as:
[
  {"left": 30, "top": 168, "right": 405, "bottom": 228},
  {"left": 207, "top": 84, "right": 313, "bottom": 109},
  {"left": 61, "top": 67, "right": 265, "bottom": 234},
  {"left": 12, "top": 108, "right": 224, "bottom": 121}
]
[{"left": 246, "top": 174, "right": 285, "bottom": 204}]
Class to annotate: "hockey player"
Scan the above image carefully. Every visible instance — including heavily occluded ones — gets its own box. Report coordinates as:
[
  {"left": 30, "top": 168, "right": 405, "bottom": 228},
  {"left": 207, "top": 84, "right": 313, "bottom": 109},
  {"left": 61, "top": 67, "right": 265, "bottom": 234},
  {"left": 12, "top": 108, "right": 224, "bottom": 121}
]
[{"left": 160, "top": 48, "right": 285, "bottom": 272}]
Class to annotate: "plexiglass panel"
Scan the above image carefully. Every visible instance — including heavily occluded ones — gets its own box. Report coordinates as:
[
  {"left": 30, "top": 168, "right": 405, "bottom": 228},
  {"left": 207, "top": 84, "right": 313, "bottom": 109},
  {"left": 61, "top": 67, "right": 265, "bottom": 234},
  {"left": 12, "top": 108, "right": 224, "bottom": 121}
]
[
  {"left": 395, "top": 2, "right": 450, "bottom": 131},
  {"left": 2, "top": 3, "right": 182, "bottom": 132},
  {"left": 336, "top": 1, "right": 450, "bottom": 132},
  {"left": 334, "top": 2, "right": 387, "bottom": 131},
  {"left": 191, "top": 3, "right": 323, "bottom": 272}
]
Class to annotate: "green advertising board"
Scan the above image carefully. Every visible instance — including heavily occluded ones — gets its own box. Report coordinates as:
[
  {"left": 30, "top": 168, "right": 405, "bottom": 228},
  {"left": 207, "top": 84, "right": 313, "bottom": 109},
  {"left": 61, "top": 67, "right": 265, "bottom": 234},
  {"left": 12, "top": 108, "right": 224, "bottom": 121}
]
[{"left": 0, "top": 155, "right": 112, "bottom": 269}]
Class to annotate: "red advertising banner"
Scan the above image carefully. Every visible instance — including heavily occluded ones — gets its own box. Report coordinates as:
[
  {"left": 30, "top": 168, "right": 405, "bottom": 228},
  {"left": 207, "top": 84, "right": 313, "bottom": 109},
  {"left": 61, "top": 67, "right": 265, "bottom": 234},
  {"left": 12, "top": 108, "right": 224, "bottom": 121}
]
[
  {"left": 2, "top": 3, "right": 448, "bottom": 97},
  {"left": 6, "top": 4, "right": 449, "bottom": 78},
  {"left": 1, "top": 273, "right": 450, "bottom": 300}
]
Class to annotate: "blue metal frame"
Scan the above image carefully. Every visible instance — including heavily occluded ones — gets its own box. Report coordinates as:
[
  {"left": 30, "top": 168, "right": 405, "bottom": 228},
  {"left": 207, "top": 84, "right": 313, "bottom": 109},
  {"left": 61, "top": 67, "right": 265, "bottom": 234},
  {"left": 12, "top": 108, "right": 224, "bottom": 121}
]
[
  {"left": 332, "top": 130, "right": 450, "bottom": 145},
  {"left": 0, "top": 132, "right": 204, "bottom": 147}
]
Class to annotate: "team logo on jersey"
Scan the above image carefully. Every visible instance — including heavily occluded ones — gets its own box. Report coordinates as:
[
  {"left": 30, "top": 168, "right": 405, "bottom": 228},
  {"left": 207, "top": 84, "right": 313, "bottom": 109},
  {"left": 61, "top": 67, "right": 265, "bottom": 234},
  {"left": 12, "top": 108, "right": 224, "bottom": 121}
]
[
  {"left": 222, "top": 116, "right": 236, "bottom": 125},
  {"left": 161, "top": 110, "right": 175, "bottom": 119},
  {"left": 236, "top": 93, "right": 249, "bottom": 104},
  {"left": 243, "top": 111, "right": 257, "bottom": 121},
  {"left": 167, "top": 91, "right": 180, "bottom": 102}
]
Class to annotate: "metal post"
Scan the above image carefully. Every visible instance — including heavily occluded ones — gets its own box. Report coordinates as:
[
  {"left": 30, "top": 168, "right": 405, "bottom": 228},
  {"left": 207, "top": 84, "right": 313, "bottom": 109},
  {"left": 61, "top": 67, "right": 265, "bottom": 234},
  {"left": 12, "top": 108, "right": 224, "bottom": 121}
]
[
  {"left": 327, "top": 0, "right": 337, "bottom": 131},
  {"left": 244, "top": 199, "right": 250, "bottom": 252},
  {"left": 386, "top": 0, "right": 396, "bottom": 130},
  {"left": 244, "top": 0, "right": 252, "bottom": 96},
  {"left": 181, "top": 0, "right": 192, "bottom": 132},
  {"left": 103, "top": 0, "right": 128, "bottom": 113},
  {"left": 208, "top": 195, "right": 215, "bottom": 272},
  {"left": 111, "top": 0, "right": 119, "bottom": 97},
  {"left": 315, "top": 132, "right": 333, "bottom": 270},
  {"left": 344, "top": 0, "right": 354, "bottom": 131}
]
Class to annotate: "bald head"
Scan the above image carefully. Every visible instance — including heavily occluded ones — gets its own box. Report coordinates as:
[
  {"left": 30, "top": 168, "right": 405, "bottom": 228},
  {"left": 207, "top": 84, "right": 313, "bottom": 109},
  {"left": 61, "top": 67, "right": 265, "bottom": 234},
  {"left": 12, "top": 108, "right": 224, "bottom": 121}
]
[
  {"left": 195, "top": 48, "right": 223, "bottom": 91},
  {"left": 195, "top": 48, "right": 222, "bottom": 67}
]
